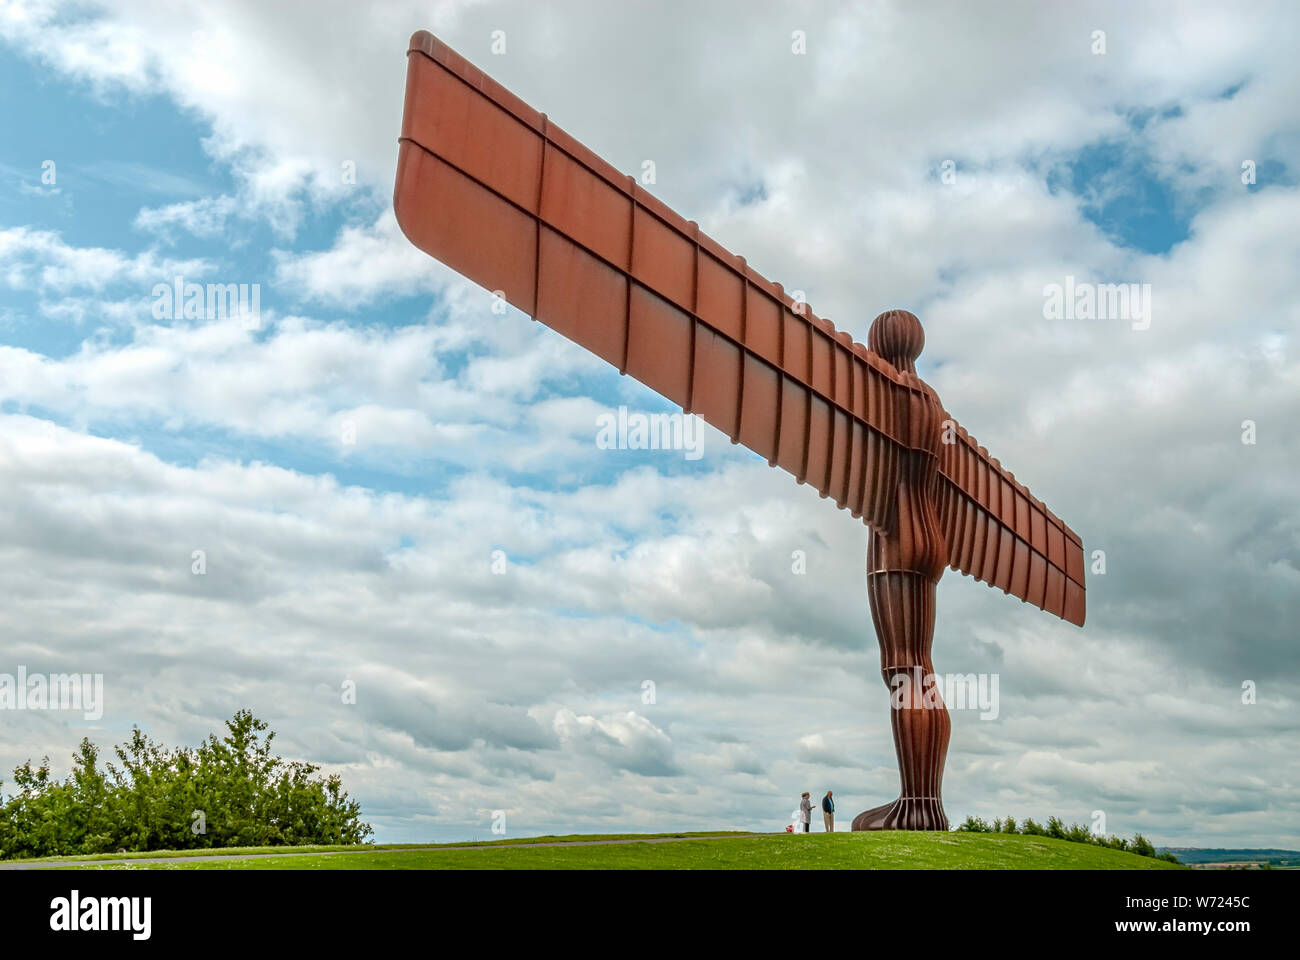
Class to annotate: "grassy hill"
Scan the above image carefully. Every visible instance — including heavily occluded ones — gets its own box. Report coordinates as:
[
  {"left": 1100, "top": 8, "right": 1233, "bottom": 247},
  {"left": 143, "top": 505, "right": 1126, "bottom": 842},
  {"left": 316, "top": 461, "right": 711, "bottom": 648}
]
[{"left": 25, "top": 831, "right": 1184, "bottom": 870}]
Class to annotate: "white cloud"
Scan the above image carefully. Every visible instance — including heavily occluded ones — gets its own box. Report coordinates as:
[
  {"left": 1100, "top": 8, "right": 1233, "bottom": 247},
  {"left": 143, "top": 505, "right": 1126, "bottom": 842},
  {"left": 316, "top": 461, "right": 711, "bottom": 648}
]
[
  {"left": 134, "top": 195, "right": 239, "bottom": 240},
  {"left": 272, "top": 210, "right": 445, "bottom": 308},
  {"left": 0, "top": 226, "right": 210, "bottom": 295}
]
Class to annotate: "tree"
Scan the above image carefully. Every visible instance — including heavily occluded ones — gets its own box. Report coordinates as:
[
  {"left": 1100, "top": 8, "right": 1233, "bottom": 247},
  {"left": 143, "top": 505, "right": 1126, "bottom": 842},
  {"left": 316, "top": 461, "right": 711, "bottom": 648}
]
[{"left": 0, "top": 710, "right": 372, "bottom": 860}]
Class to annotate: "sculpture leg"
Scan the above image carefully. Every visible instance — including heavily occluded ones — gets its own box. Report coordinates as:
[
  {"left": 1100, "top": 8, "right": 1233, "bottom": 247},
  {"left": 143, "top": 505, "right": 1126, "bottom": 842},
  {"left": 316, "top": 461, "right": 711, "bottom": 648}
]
[{"left": 853, "top": 536, "right": 950, "bottom": 831}]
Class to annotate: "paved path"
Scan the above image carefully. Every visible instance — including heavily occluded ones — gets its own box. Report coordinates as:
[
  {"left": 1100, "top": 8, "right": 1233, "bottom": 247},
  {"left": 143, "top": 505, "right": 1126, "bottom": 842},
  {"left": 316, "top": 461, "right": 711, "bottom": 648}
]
[{"left": 0, "top": 834, "right": 773, "bottom": 870}]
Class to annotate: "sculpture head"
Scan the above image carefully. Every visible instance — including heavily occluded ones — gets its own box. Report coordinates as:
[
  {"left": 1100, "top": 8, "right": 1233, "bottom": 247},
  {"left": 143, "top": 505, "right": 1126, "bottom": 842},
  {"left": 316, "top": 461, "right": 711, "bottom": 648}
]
[{"left": 868, "top": 309, "right": 924, "bottom": 374}]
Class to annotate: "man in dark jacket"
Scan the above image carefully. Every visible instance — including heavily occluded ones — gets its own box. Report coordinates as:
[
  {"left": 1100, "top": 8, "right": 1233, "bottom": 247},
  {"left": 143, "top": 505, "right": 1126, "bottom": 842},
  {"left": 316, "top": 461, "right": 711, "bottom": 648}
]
[{"left": 822, "top": 790, "right": 835, "bottom": 832}]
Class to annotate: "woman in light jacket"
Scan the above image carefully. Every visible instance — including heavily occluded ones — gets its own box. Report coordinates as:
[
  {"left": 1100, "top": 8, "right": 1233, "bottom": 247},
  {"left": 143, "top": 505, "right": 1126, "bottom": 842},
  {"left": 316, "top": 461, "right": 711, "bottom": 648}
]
[{"left": 799, "top": 792, "right": 813, "bottom": 833}]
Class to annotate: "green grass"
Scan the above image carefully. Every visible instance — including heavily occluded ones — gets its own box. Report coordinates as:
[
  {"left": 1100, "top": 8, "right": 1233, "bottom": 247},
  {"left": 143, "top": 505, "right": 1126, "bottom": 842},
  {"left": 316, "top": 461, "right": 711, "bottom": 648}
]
[
  {"left": 6, "top": 831, "right": 744, "bottom": 865},
  {"left": 48, "top": 832, "right": 1184, "bottom": 870}
]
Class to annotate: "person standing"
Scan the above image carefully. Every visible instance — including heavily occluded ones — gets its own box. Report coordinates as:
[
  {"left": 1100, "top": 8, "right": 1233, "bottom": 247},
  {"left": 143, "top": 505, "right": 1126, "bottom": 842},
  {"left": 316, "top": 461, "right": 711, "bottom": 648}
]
[
  {"left": 822, "top": 790, "right": 835, "bottom": 832},
  {"left": 799, "top": 792, "right": 813, "bottom": 833}
]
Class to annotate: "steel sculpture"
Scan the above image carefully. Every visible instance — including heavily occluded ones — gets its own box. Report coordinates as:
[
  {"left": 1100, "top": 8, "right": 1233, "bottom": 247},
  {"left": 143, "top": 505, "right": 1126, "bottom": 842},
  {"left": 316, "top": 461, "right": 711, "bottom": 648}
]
[{"left": 394, "top": 31, "right": 1086, "bottom": 830}]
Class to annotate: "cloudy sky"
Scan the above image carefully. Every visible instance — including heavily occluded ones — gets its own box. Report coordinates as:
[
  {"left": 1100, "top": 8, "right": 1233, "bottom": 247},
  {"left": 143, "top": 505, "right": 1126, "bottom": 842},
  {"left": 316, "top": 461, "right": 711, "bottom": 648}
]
[{"left": 0, "top": 0, "right": 1296, "bottom": 849}]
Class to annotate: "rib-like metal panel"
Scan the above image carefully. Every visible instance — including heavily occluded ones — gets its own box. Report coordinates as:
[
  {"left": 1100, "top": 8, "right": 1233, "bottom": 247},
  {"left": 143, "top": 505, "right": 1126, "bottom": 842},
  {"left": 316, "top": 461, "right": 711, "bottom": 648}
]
[{"left": 934, "top": 422, "right": 1085, "bottom": 624}]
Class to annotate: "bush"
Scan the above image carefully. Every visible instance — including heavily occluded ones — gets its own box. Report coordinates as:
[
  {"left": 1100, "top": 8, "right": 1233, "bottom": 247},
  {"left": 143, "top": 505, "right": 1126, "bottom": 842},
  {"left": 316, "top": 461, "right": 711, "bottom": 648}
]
[
  {"left": 0, "top": 710, "right": 372, "bottom": 860},
  {"left": 948, "top": 812, "right": 1178, "bottom": 864},
  {"left": 1131, "top": 833, "right": 1156, "bottom": 858},
  {"left": 1065, "top": 821, "right": 1094, "bottom": 844}
]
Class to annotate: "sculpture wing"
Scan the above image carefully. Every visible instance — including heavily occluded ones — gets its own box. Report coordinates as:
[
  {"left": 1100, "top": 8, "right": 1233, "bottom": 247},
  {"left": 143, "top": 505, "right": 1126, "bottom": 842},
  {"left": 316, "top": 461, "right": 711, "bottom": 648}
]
[
  {"left": 394, "top": 30, "right": 911, "bottom": 530},
  {"left": 935, "top": 422, "right": 1086, "bottom": 625},
  {"left": 394, "top": 31, "right": 1086, "bottom": 627}
]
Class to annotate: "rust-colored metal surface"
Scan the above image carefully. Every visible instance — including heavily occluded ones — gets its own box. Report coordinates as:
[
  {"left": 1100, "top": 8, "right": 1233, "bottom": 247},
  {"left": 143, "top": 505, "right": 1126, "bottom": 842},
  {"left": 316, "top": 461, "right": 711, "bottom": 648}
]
[
  {"left": 855, "top": 310, "right": 952, "bottom": 829},
  {"left": 394, "top": 31, "right": 1086, "bottom": 829}
]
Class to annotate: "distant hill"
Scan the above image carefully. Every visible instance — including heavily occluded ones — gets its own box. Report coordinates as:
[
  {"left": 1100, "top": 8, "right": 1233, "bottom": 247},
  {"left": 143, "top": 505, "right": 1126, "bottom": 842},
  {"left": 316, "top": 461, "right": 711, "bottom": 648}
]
[{"left": 1161, "top": 847, "right": 1300, "bottom": 869}]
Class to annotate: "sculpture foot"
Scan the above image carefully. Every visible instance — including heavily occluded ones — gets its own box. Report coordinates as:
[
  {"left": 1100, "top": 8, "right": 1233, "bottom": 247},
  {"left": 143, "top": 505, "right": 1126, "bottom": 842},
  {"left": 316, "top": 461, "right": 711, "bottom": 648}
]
[{"left": 851, "top": 797, "right": 948, "bottom": 831}]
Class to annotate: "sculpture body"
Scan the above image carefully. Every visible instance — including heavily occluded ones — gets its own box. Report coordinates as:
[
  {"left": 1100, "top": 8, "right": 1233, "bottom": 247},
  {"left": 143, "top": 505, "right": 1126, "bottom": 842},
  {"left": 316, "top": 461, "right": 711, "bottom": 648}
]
[{"left": 856, "top": 310, "right": 950, "bottom": 830}]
